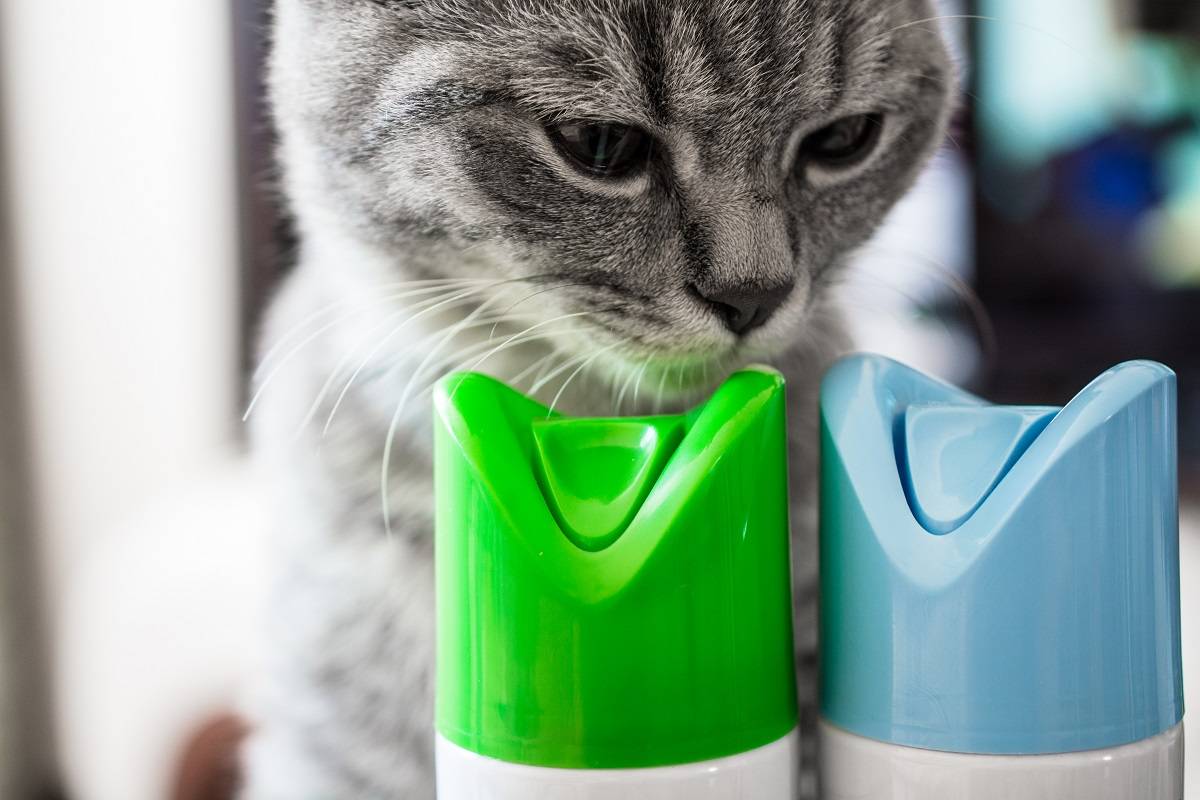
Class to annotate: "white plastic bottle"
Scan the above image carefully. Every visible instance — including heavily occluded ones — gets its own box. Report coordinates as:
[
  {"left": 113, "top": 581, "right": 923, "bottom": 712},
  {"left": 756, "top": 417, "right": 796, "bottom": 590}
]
[
  {"left": 820, "top": 721, "right": 1182, "bottom": 800},
  {"left": 818, "top": 356, "right": 1185, "bottom": 800},
  {"left": 436, "top": 729, "right": 798, "bottom": 800}
]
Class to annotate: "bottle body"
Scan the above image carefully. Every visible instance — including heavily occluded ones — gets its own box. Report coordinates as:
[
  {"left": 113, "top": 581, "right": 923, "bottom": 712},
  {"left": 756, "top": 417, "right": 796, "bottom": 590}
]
[
  {"left": 436, "top": 729, "right": 798, "bottom": 800},
  {"left": 820, "top": 719, "right": 1184, "bottom": 800}
]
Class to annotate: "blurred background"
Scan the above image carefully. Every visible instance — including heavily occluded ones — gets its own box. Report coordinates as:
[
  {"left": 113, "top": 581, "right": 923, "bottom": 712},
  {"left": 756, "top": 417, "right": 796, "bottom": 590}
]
[{"left": 0, "top": 1, "right": 1197, "bottom": 798}]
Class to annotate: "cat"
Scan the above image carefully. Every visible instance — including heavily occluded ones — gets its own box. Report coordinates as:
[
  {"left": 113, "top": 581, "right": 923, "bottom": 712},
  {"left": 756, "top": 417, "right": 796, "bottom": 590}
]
[{"left": 243, "top": 1, "right": 954, "bottom": 797}]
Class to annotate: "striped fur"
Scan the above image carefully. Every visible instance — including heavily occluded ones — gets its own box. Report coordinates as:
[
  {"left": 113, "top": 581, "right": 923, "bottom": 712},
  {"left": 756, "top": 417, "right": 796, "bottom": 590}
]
[{"left": 246, "top": 1, "right": 953, "bottom": 797}]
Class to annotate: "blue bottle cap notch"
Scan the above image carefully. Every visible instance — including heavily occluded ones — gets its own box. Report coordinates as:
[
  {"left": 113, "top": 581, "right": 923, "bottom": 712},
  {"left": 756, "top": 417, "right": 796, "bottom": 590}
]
[{"left": 899, "top": 404, "right": 1059, "bottom": 535}]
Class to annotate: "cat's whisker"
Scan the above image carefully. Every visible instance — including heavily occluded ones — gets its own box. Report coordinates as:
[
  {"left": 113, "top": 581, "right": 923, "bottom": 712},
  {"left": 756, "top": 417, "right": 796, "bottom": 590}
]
[
  {"left": 547, "top": 344, "right": 618, "bottom": 418},
  {"left": 320, "top": 288, "right": 511, "bottom": 436},
  {"left": 846, "top": 246, "right": 970, "bottom": 304},
  {"left": 247, "top": 314, "right": 363, "bottom": 423},
  {"left": 533, "top": 351, "right": 562, "bottom": 387},
  {"left": 407, "top": 331, "right": 569, "bottom": 412},
  {"left": 379, "top": 408, "right": 410, "bottom": 541},
  {"left": 461, "top": 312, "right": 595, "bottom": 378},
  {"left": 388, "top": 293, "right": 519, "bottom": 424},
  {"left": 632, "top": 359, "right": 651, "bottom": 410},
  {"left": 653, "top": 367, "right": 670, "bottom": 415},
  {"left": 854, "top": 14, "right": 1081, "bottom": 62},
  {"left": 510, "top": 349, "right": 562, "bottom": 388},
  {"left": 607, "top": 365, "right": 622, "bottom": 416},
  {"left": 486, "top": 281, "right": 589, "bottom": 342},
  {"left": 259, "top": 273, "right": 566, "bottom": 401},
  {"left": 253, "top": 278, "right": 493, "bottom": 382},
  {"left": 397, "top": 309, "right": 597, "bottom": 445},
  {"left": 246, "top": 281, "right": 505, "bottom": 423},
  {"left": 379, "top": 327, "right": 573, "bottom": 538},
  {"left": 297, "top": 308, "right": 414, "bottom": 439},
  {"left": 377, "top": 301, "right": 569, "bottom": 538},
  {"left": 313, "top": 311, "right": 517, "bottom": 440},
  {"left": 901, "top": 70, "right": 1027, "bottom": 151},
  {"left": 614, "top": 358, "right": 641, "bottom": 416},
  {"left": 602, "top": 357, "right": 632, "bottom": 416},
  {"left": 851, "top": 244, "right": 997, "bottom": 369},
  {"left": 940, "top": 127, "right": 965, "bottom": 157},
  {"left": 530, "top": 348, "right": 594, "bottom": 396},
  {"left": 827, "top": 280, "right": 938, "bottom": 333},
  {"left": 851, "top": 15, "right": 980, "bottom": 59},
  {"left": 301, "top": 292, "right": 510, "bottom": 439}
]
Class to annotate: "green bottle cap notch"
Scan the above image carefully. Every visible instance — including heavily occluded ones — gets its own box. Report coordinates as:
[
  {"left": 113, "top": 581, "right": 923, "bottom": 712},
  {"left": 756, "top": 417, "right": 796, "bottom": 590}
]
[
  {"left": 434, "top": 367, "right": 798, "bottom": 770},
  {"left": 532, "top": 417, "right": 686, "bottom": 552}
]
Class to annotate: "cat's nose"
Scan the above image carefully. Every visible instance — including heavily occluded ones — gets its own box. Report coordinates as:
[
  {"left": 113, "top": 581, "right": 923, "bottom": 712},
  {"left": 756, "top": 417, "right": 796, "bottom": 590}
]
[{"left": 692, "top": 279, "right": 795, "bottom": 336}]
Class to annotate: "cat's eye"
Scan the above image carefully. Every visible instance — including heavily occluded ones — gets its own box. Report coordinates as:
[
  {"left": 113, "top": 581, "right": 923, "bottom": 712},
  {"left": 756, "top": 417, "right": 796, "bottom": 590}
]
[
  {"left": 547, "top": 122, "right": 653, "bottom": 179},
  {"left": 799, "top": 113, "right": 884, "bottom": 170}
]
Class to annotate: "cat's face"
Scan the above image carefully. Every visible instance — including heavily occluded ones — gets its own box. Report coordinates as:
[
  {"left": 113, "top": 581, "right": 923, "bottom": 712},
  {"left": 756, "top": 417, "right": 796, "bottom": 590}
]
[{"left": 273, "top": 0, "right": 954, "bottom": 386}]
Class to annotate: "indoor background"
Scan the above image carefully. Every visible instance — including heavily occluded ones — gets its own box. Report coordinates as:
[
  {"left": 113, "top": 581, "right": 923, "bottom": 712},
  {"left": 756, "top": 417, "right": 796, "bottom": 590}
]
[{"left": 0, "top": 1, "right": 1197, "bottom": 798}]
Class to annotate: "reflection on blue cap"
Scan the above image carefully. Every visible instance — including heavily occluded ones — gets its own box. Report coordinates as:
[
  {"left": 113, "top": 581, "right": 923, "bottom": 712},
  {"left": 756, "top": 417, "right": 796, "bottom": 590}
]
[{"left": 820, "top": 355, "right": 1183, "bottom": 755}]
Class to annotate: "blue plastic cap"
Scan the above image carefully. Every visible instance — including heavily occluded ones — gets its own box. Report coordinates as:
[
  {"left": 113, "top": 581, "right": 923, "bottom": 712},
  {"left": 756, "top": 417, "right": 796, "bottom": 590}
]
[{"left": 820, "top": 355, "right": 1183, "bottom": 755}]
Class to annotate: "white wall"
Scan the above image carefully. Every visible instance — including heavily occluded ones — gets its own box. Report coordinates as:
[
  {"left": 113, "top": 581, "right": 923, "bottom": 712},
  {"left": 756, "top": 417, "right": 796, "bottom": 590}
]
[
  {"left": 0, "top": 0, "right": 241, "bottom": 604},
  {"left": 0, "top": 1, "right": 246, "bottom": 796}
]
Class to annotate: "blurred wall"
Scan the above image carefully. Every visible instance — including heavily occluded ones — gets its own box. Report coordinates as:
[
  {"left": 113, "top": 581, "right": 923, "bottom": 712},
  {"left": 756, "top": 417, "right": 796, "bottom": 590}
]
[
  {"left": 0, "top": 50, "right": 56, "bottom": 798},
  {"left": 0, "top": 0, "right": 243, "bottom": 795}
]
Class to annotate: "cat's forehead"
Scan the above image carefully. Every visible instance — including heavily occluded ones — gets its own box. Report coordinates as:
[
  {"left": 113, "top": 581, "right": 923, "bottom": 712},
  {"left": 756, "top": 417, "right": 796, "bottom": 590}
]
[{"left": 415, "top": 0, "right": 918, "bottom": 163}]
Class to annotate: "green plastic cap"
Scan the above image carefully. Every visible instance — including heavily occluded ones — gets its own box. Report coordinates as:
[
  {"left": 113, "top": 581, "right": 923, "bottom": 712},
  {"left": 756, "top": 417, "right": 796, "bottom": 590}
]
[{"left": 433, "top": 367, "right": 797, "bottom": 770}]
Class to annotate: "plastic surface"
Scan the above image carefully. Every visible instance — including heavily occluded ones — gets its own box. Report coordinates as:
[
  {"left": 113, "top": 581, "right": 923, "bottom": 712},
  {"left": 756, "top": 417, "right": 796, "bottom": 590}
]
[
  {"left": 436, "top": 729, "right": 799, "bottom": 800},
  {"left": 820, "top": 720, "right": 1184, "bottom": 800},
  {"left": 531, "top": 417, "right": 685, "bottom": 551},
  {"left": 434, "top": 367, "right": 797, "bottom": 770},
  {"left": 901, "top": 404, "right": 1058, "bottom": 534},
  {"left": 820, "top": 355, "right": 1183, "bottom": 755}
]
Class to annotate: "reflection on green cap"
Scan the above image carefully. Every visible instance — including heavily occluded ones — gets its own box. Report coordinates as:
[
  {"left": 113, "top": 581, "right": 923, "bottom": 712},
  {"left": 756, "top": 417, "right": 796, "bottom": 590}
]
[{"left": 434, "top": 367, "right": 797, "bottom": 770}]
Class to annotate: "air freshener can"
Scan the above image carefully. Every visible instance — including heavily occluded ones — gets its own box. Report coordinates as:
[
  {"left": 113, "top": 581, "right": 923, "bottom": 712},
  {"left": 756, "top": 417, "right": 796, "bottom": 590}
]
[
  {"left": 818, "top": 356, "right": 1185, "bottom": 800},
  {"left": 433, "top": 367, "right": 800, "bottom": 800}
]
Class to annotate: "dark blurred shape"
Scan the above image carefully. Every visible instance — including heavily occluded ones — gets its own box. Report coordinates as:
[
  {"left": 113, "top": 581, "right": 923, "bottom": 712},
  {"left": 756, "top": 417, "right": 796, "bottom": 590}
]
[
  {"left": 1138, "top": 0, "right": 1200, "bottom": 35},
  {"left": 1066, "top": 130, "right": 1168, "bottom": 231},
  {"left": 978, "top": 122, "right": 1192, "bottom": 303},
  {"left": 233, "top": 0, "right": 296, "bottom": 385},
  {"left": 0, "top": 13, "right": 62, "bottom": 796},
  {"left": 172, "top": 714, "right": 248, "bottom": 800},
  {"left": 977, "top": 131, "right": 1200, "bottom": 475},
  {"left": 971, "top": 0, "right": 1200, "bottom": 476}
]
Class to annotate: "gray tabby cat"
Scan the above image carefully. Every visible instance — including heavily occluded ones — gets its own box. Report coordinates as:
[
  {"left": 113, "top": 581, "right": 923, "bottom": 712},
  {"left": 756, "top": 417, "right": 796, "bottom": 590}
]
[{"left": 244, "top": 1, "right": 954, "bottom": 797}]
